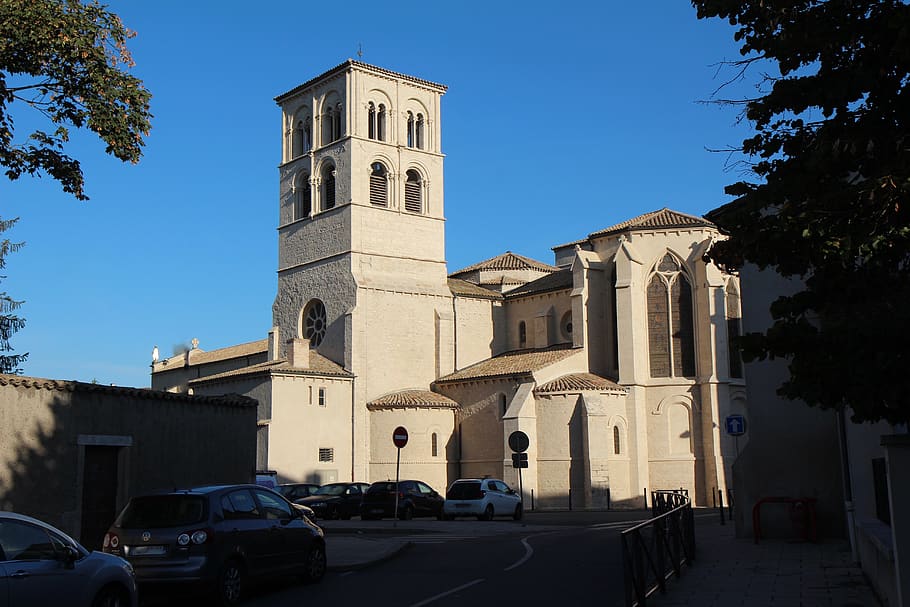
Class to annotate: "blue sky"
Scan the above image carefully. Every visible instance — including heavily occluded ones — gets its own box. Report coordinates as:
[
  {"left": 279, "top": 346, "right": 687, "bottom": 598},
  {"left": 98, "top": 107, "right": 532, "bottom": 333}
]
[{"left": 2, "top": 1, "right": 755, "bottom": 388}]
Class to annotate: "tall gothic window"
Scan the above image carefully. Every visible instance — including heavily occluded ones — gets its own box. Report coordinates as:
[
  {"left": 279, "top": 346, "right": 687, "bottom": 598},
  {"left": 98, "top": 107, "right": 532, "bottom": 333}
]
[
  {"left": 404, "top": 170, "right": 423, "bottom": 213},
  {"left": 726, "top": 281, "right": 743, "bottom": 378},
  {"left": 613, "top": 426, "right": 621, "bottom": 455},
  {"left": 322, "top": 164, "right": 336, "bottom": 210},
  {"left": 647, "top": 253, "right": 695, "bottom": 378},
  {"left": 369, "top": 162, "right": 388, "bottom": 207}
]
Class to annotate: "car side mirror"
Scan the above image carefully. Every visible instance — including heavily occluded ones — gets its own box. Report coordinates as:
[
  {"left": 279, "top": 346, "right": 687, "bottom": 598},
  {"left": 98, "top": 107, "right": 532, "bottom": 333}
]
[{"left": 60, "top": 545, "right": 79, "bottom": 569}]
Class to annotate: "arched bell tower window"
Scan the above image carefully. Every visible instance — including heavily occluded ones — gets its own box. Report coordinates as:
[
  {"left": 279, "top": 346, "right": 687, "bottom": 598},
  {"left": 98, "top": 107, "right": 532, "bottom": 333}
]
[
  {"left": 406, "top": 112, "right": 415, "bottom": 148},
  {"left": 404, "top": 170, "right": 422, "bottom": 213},
  {"left": 322, "top": 164, "right": 336, "bottom": 210},
  {"left": 377, "top": 104, "right": 386, "bottom": 141},
  {"left": 369, "top": 162, "right": 388, "bottom": 207},
  {"left": 416, "top": 113, "right": 425, "bottom": 149},
  {"left": 292, "top": 115, "right": 311, "bottom": 158},
  {"left": 368, "top": 103, "right": 376, "bottom": 139},
  {"left": 323, "top": 103, "right": 342, "bottom": 144},
  {"left": 647, "top": 253, "right": 696, "bottom": 378},
  {"left": 294, "top": 172, "right": 311, "bottom": 220},
  {"left": 302, "top": 299, "right": 327, "bottom": 347}
]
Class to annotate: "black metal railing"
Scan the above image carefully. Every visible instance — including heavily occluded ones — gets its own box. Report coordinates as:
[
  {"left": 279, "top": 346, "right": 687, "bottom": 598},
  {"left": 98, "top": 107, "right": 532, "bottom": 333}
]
[{"left": 621, "top": 489, "right": 696, "bottom": 607}]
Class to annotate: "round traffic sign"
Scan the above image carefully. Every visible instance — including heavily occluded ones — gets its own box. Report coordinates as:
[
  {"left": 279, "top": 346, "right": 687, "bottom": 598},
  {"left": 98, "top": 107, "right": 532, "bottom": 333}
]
[
  {"left": 508, "top": 430, "right": 529, "bottom": 453},
  {"left": 392, "top": 426, "right": 409, "bottom": 448}
]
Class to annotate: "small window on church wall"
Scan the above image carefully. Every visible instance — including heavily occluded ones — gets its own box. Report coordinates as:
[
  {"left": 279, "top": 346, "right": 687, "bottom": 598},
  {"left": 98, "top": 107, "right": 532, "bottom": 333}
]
[
  {"left": 404, "top": 170, "right": 422, "bottom": 213},
  {"left": 370, "top": 162, "right": 388, "bottom": 207},
  {"left": 431, "top": 433, "right": 438, "bottom": 457},
  {"left": 303, "top": 299, "right": 327, "bottom": 346},
  {"left": 319, "top": 447, "right": 333, "bottom": 461},
  {"left": 318, "top": 387, "right": 326, "bottom": 407},
  {"left": 519, "top": 321, "right": 527, "bottom": 348},
  {"left": 308, "top": 386, "right": 313, "bottom": 405},
  {"left": 613, "top": 426, "right": 621, "bottom": 455},
  {"left": 368, "top": 103, "right": 376, "bottom": 139}
]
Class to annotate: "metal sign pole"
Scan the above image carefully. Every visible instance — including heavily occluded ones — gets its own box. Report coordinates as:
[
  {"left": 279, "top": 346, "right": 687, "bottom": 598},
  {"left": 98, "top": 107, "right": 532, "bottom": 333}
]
[
  {"left": 518, "top": 465, "right": 524, "bottom": 510},
  {"left": 393, "top": 446, "right": 400, "bottom": 528}
]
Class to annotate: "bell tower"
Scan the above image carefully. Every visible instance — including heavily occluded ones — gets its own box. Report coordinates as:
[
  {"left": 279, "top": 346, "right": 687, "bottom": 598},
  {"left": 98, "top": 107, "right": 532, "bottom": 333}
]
[{"left": 273, "top": 61, "right": 451, "bottom": 479}]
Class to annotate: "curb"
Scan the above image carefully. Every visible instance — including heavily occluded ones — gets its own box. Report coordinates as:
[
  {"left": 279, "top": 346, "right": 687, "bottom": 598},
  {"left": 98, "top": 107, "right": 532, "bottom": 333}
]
[{"left": 327, "top": 540, "right": 413, "bottom": 572}]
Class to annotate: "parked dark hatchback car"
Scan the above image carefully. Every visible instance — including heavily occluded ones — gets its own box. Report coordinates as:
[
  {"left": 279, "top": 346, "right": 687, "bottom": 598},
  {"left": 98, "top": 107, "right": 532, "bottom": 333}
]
[
  {"left": 103, "top": 484, "right": 325, "bottom": 605},
  {"left": 0, "top": 511, "right": 138, "bottom": 607},
  {"left": 296, "top": 483, "right": 370, "bottom": 520},
  {"left": 276, "top": 483, "right": 320, "bottom": 503},
  {"left": 360, "top": 480, "right": 444, "bottom": 520}
]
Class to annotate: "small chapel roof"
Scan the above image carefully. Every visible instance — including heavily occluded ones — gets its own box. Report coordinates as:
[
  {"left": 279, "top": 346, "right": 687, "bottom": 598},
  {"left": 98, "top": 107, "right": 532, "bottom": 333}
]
[
  {"left": 448, "top": 278, "right": 503, "bottom": 300},
  {"left": 155, "top": 339, "right": 268, "bottom": 370},
  {"left": 366, "top": 389, "right": 459, "bottom": 411},
  {"left": 188, "top": 351, "right": 351, "bottom": 386},
  {"left": 450, "top": 251, "right": 559, "bottom": 277},
  {"left": 434, "top": 344, "right": 580, "bottom": 384},
  {"left": 505, "top": 268, "right": 573, "bottom": 299},
  {"left": 534, "top": 373, "right": 626, "bottom": 394}
]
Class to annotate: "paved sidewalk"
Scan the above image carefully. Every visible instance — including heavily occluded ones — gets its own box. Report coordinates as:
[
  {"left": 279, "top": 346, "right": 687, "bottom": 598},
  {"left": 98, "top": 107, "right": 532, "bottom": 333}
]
[
  {"left": 645, "top": 517, "right": 880, "bottom": 607},
  {"left": 325, "top": 533, "right": 411, "bottom": 571}
]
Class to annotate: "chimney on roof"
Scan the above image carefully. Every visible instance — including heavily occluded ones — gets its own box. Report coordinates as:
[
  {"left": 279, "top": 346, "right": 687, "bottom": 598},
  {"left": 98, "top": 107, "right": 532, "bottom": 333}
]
[
  {"left": 268, "top": 326, "right": 280, "bottom": 361},
  {"left": 286, "top": 338, "right": 310, "bottom": 369}
]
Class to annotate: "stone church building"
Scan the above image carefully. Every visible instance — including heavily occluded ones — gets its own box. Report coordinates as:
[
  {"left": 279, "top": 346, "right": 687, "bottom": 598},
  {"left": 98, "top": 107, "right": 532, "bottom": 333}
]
[{"left": 151, "top": 60, "right": 746, "bottom": 509}]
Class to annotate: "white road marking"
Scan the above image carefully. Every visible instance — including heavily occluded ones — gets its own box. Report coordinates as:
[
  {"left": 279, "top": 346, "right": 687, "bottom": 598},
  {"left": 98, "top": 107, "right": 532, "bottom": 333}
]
[
  {"left": 409, "top": 578, "right": 486, "bottom": 607},
  {"left": 504, "top": 536, "right": 534, "bottom": 571}
]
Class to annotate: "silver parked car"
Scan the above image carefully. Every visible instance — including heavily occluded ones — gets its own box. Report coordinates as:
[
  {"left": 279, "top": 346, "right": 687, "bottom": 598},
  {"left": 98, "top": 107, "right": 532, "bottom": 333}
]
[
  {"left": 442, "top": 478, "right": 523, "bottom": 520},
  {"left": 0, "top": 511, "right": 137, "bottom": 607}
]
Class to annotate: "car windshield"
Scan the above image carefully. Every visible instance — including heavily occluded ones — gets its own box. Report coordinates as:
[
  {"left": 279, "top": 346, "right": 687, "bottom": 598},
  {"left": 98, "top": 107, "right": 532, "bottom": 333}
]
[
  {"left": 277, "top": 486, "right": 301, "bottom": 497},
  {"left": 116, "top": 495, "right": 207, "bottom": 528},
  {"left": 314, "top": 484, "right": 346, "bottom": 496},
  {"left": 447, "top": 481, "right": 483, "bottom": 500}
]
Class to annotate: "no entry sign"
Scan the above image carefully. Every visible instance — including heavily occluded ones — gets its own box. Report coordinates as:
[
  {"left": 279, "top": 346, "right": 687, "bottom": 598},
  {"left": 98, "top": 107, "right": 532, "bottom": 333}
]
[{"left": 392, "top": 426, "right": 409, "bottom": 448}]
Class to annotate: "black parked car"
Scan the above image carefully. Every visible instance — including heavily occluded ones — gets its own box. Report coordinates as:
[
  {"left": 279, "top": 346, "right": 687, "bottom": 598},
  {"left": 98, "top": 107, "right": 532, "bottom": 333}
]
[
  {"left": 103, "top": 484, "right": 325, "bottom": 605},
  {"left": 276, "top": 483, "right": 321, "bottom": 503},
  {"left": 360, "top": 480, "right": 445, "bottom": 520},
  {"left": 296, "top": 482, "right": 370, "bottom": 520}
]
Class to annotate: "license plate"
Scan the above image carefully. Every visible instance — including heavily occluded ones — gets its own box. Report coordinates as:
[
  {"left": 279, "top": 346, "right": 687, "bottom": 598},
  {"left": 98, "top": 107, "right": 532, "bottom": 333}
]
[{"left": 130, "top": 545, "right": 167, "bottom": 556}]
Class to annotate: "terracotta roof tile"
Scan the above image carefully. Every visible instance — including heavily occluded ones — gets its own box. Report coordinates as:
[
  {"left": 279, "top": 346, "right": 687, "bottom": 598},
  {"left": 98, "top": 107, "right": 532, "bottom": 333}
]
[
  {"left": 435, "top": 344, "right": 579, "bottom": 384},
  {"left": 534, "top": 373, "right": 626, "bottom": 394},
  {"left": 588, "top": 208, "right": 715, "bottom": 238},
  {"left": 450, "top": 252, "right": 558, "bottom": 276},
  {"left": 367, "top": 389, "right": 458, "bottom": 410},
  {"left": 0, "top": 374, "right": 256, "bottom": 407},
  {"left": 188, "top": 351, "right": 350, "bottom": 386},
  {"left": 505, "top": 269, "right": 573, "bottom": 298},
  {"left": 448, "top": 278, "right": 503, "bottom": 300}
]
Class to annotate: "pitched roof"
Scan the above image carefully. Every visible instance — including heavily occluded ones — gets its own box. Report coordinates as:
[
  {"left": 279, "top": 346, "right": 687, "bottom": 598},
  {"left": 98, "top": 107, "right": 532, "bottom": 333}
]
[
  {"left": 275, "top": 59, "right": 447, "bottom": 103},
  {"left": 588, "top": 208, "right": 715, "bottom": 239},
  {"left": 367, "top": 389, "right": 458, "bottom": 411},
  {"left": 0, "top": 374, "right": 256, "bottom": 407},
  {"left": 534, "top": 373, "right": 626, "bottom": 394},
  {"left": 450, "top": 252, "right": 558, "bottom": 277},
  {"left": 435, "top": 344, "right": 580, "bottom": 384},
  {"left": 156, "top": 339, "right": 268, "bottom": 370},
  {"left": 188, "top": 351, "right": 351, "bottom": 386},
  {"left": 505, "top": 268, "right": 573, "bottom": 298},
  {"left": 448, "top": 278, "right": 503, "bottom": 300}
]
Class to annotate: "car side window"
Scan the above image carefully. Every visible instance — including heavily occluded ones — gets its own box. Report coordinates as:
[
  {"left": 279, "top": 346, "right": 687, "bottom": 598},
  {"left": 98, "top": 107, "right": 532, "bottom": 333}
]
[
  {"left": 253, "top": 490, "right": 293, "bottom": 520},
  {"left": 348, "top": 485, "right": 361, "bottom": 495},
  {"left": 496, "top": 481, "right": 511, "bottom": 492},
  {"left": 416, "top": 482, "right": 433, "bottom": 495},
  {"left": 223, "top": 490, "right": 260, "bottom": 520},
  {"left": 401, "top": 482, "right": 415, "bottom": 494},
  {"left": 0, "top": 521, "right": 57, "bottom": 561},
  {"left": 484, "top": 481, "right": 497, "bottom": 492}
]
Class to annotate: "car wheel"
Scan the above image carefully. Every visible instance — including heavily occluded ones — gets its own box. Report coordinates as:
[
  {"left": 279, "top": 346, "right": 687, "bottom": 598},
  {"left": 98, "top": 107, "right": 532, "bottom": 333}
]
[
  {"left": 399, "top": 505, "right": 414, "bottom": 520},
  {"left": 217, "top": 559, "right": 244, "bottom": 606},
  {"left": 302, "top": 543, "right": 327, "bottom": 583},
  {"left": 479, "top": 504, "right": 494, "bottom": 521},
  {"left": 91, "top": 585, "right": 129, "bottom": 607},
  {"left": 513, "top": 503, "right": 523, "bottom": 521}
]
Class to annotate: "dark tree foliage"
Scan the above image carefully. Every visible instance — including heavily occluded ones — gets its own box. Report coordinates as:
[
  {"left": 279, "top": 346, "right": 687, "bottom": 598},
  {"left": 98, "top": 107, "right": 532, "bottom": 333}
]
[
  {"left": 694, "top": 1, "right": 910, "bottom": 424},
  {"left": 0, "top": 217, "right": 26, "bottom": 374},
  {"left": 0, "top": 0, "right": 152, "bottom": 200}
]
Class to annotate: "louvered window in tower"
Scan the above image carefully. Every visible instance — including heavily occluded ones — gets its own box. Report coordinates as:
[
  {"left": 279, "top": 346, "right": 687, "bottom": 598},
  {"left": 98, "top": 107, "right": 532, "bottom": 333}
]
[
  {"left": 404, "top": 170, "right": 422, "bottom": 213},
  {"left": 369, "top": 162, "right": 387, "bottom": 207},
  {"left": 322, "top": 165, "right": 336, "bottom": 210},
  {"left": 294, "top": 173, "right": 311, "bottom": 220}
]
